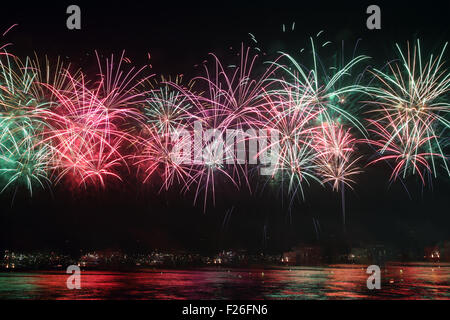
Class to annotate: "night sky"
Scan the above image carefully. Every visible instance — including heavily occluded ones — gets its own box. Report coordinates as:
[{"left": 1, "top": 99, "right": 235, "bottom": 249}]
[{"left": 0, "top": 1, "right": 449, "bottom": 254}]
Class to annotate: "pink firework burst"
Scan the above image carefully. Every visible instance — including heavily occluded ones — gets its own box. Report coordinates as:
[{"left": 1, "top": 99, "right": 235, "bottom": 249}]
[
  {"left": 314, "top": 122, "right": 362, "bottom": 192},
  {"left": 40, "top": 71, "right": 130, "bottom": 189}
]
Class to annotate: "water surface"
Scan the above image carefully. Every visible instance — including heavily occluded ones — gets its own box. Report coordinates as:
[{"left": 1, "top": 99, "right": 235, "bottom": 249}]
[{"left": 0, "top": 263, "right": 448, "bottom": 299}]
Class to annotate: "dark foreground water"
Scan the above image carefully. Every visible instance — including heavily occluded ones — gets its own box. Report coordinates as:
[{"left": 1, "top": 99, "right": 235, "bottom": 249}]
[{"left": 0, "top": 263, "right": 448, "bottom": 299}]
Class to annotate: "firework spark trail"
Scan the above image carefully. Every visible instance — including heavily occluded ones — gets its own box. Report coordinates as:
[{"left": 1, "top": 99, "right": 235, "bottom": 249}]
[
  {"left": 133, "top": 123, "right": 196, "bottom": 192},
  {"left": 314, "top": 122, "right": 362, "bottom": 192},
  {"left": 313, "top": 122, "right": 362, "bottom": 231},
  {"left": 39, "top": 71, "right": 129, "bottom": 189},
  {"left": 0, "top": 116, "right": 52, "bottom": 197},
  {"left": 95, "top": 51, "right": 151, "bottom": 112},
  {"left": 0, "top": 24, "right": 449, "bottom": 221},
  {"left": 251, "top": 38, "right": 368, "bottom": 208},
  {"left": 0, "top": 53, "right": 53, "bottom": 197},
  {"left": 161, "top": 46, "right": 279, "bottom": 211},
  {"left": 132, "top": 76, "right": 199, "bottom": 199},
  {"left": 268, "top": 37, "right": 370, "bottom": 134},
  {"left": 0, "top": 24, "right": 18, "bottom": 53},
  {"left": 28, "top": 52, "right": 155, "bottom": 190},
  {"left": 27, "top": 54, "right": 82, "bottom": 102},
  {"left": 255, "top": 82, "right": 324, "bottom": 205},
  {"left": 142, "top": 76, "right": 194, "bottom": 136},
  {"left": 187, "top": 45, "right": 279, "bottom": 130},
  {"left": 365, "top": 40, "right": 450, "bottom": 182},
  {"left": 365, "top": 109, "right": 442, "bottom": 184}
]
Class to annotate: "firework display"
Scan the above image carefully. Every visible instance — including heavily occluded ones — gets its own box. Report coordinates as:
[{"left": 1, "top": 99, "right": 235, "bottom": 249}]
[
  {"left": 364, "top": 41, "right": 450, "bottom": 184},
  {"left": 0, "top": 31, "right": 449, "bottom": 215}
]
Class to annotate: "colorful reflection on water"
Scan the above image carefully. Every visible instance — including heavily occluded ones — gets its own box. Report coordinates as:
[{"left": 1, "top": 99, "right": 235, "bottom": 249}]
[{"left": 0, "top": 263, "right": 448, "bottom": 299}]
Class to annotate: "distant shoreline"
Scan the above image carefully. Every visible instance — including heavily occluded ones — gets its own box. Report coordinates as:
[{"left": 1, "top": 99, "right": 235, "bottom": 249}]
[{"left": 1, "top": 261, "right": 449, "bottom": 273}]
